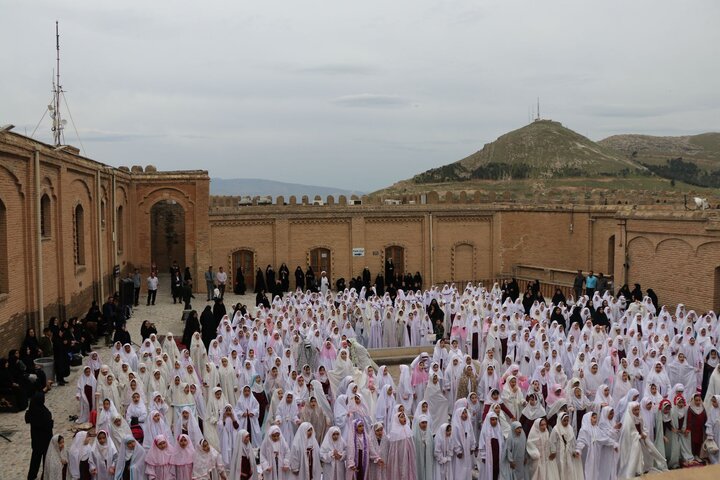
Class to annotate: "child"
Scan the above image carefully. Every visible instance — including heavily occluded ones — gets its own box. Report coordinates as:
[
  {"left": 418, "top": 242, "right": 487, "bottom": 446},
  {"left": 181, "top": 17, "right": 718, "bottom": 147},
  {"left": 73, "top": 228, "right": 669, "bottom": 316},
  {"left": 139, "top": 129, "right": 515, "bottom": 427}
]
[{"left": 145, "top": 434, "right": 174, "bottom": 480}]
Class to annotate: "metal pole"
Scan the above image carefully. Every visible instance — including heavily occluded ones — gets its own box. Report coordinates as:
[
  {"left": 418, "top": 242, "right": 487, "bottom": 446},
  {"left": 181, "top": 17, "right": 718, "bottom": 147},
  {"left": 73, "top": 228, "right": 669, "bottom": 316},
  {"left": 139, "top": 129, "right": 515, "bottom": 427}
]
[
  {"left": 429, "top": 213, "right": 434, "bottom": 285},
  {"left": 96, "top": 171, "right": 104, "bottom": 302}
]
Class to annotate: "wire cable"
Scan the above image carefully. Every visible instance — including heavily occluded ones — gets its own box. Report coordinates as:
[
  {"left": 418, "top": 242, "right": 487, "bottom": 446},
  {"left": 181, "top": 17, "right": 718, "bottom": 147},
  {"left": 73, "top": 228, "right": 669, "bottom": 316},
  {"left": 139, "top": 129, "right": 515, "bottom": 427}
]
[{"left": 61, "top": 91, "right": 87, "bottom": 155}]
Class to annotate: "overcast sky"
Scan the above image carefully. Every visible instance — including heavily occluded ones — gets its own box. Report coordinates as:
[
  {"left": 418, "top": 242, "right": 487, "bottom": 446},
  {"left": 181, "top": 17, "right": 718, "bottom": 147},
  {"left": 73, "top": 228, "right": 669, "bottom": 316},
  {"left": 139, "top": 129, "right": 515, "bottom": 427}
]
[{"left": 2, "top": 0, "right": 719, "bottom": 191}]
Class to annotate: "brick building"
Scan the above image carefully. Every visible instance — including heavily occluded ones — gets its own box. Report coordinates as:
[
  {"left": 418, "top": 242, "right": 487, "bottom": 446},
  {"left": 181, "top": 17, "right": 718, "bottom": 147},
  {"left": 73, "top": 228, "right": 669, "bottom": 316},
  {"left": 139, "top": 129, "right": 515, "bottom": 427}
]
[
  {"left": 2, "top": 129, "right": 720, "bottom": 350},
  {"left": 0, "top": 132, "right": 208, "bottom": 349}
]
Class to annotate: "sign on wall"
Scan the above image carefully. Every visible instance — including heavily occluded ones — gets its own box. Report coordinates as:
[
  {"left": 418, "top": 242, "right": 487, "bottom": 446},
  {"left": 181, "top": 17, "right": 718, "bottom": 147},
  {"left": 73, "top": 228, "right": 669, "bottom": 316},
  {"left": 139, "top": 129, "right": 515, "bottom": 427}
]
[{"left": 352, "top": 248, "right": 365, "bottom": 257}]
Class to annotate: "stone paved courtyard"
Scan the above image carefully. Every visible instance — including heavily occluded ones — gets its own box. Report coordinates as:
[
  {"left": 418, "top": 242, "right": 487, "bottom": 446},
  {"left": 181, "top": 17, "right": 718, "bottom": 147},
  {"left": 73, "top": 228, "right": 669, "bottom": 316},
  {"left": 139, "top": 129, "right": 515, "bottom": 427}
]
[{"left": 0, "top": 280, "right": 256, "bottom": 480}]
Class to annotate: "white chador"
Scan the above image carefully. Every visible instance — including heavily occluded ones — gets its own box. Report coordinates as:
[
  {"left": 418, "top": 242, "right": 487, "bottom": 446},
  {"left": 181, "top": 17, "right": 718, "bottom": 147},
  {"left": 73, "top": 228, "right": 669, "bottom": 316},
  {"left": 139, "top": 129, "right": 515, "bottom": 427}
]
[
  {"left": 477, "top": 412, "right": 504, "bottom": 480},
  {"left": 526, "top": 418, "right": 559, "bottom": 480},
  {"left": 451, "top": 407, "right": 476, "bottom": 480},
  {"left": 617, "top": 402, "right": 667, "bottom": 479},
  {"left": 289, "top": 422, "right": 322, "bottom": 480},
  {"left": 433, "top": 423, "right": 454, "bottom": 480},
  {"left": 75, "top": 366, "right": 97, "bottom": 423},
  {"left": 260, "top": 425, "right": 291, "bottom": 480},
  {"left": 319, "top": 426, "right": 345, "bottom": 480},
  {"left": 235, "top": 387, "right": 262, "bottom": 447},
  {"left": 548, "top": 413, "right": 583, "bottom": 480},
  {"left": 575, "top": 414, "right": 617, "bottom": 480}
]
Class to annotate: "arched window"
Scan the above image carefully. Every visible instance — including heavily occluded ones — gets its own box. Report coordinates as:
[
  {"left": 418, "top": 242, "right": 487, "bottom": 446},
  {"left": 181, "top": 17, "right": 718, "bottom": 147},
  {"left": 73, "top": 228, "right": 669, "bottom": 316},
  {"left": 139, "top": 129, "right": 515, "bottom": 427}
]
[
  {"left": 0, "top": 199, "right": 8, "bottom": 293},
  {"left": 74, "top": 204, "right": 85, "bottom": 265},
  {"left": 40, "top": 194, "right": 51, "bottom": 238},
  {"left": 100, "top": 200, "right": 106, "bottom": 229},
  {"left": 117, "top": 205, "right": 124, "bottom": 253}
]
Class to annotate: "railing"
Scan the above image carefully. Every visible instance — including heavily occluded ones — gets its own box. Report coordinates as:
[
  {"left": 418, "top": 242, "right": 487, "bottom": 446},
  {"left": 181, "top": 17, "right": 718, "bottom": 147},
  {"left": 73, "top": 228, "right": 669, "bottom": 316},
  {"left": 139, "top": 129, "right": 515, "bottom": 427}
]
[{"left": 434, "top": 275, "right": 576, "bottom": 301}]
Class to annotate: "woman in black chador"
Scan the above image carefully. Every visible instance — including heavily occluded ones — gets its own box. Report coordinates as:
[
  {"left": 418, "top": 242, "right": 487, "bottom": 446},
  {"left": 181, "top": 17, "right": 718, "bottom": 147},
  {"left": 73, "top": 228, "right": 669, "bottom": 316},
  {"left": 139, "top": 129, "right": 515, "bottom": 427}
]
[
  {"left": 375, "top": 273, "right": 385, "bottom": 296},
  {"left": 254, "top": 268, "right": 266, "bottom": 293},
  {"left": 385, "top": 259, "right": 394, "bottom": 285},
  {"left": 234, "top": 266, "right": 246, "bottom": 295},
  {"left": 279, "top": 263, "right": 290, "bottom": 292},
  {"left": 265, "top": 265, "right": 276, "bottom": 296},
  {"left": 305, "top": 266, "right": 316, "bottom": 292},
  {"left": 295, "top": 266, "right": 305, "bottom": 291}
]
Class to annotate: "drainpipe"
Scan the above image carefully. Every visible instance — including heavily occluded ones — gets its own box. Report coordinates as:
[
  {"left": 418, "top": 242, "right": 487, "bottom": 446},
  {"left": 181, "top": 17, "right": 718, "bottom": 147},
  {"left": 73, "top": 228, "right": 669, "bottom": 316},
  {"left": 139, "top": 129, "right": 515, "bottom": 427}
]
[
  {"left": 111, "top": 170, "right": 117, "bottom": 292},
  {"left": 96, "top": 171, "right": 104, "bottom": 301},
  {"left": 429, "top": 212, "right": 434, "bottom": 285},
  {"left": 34, "top": 149, "right": 44, "bottom": 333}
]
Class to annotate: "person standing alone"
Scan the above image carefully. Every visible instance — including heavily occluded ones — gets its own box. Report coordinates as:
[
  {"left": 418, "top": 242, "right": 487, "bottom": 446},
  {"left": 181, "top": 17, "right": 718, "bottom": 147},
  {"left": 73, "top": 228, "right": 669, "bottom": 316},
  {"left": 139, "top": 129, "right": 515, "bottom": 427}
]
[
  {"left": 216, "top": 266, "right": 227, "bottom": 300},
  {"left": 25, "top": 392, "right": 53, "bottom": 480},
  {"left": 147, "top": 271, "right": 158, "bottom": 306},
  {"left": 204, "top": 266, "right": 215, "bottom": 301},
  {"left": 132, "top": 268, "right": 142, "bottom": 307},
  {"left": 585, "top": 271, "right": 597, "bottom": 298},
  {"left": 573, "top": 270, "right": 584, "bottom": 300}
]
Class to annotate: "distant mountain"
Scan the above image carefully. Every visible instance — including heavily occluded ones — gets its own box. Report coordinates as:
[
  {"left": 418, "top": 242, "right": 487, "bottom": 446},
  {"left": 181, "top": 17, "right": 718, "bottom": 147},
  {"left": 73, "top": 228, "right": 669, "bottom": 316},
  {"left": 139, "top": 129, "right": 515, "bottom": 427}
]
[{"left": 210, "top": 178, "right": 365, "bottom": 198}]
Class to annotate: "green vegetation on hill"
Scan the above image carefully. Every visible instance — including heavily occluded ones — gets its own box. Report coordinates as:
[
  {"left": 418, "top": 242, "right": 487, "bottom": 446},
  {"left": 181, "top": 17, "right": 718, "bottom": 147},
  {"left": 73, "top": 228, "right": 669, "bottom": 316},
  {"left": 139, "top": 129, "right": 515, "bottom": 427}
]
[{"left": 599, "top": 132, "right": 720, "bottom": 188}]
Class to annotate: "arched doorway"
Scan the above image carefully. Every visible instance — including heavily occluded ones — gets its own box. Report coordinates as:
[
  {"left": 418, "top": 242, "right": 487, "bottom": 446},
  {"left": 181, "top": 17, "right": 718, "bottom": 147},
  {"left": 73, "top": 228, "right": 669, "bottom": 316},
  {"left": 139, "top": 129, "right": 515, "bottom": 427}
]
[
  {"left": 607, "top": 235, "right": 616, "bottom": 276},
  {"left": 384, "top": 245, "right": 405, "bottom": 278},
  {"left": 150, "top": 200, "right": 186, "bottom": 272},
  {"left": 310, "top": 247, "right": 331, "bottom": 280},
  {"left": 453, "top": 243, "right": 474, "bottom": 283},
  {"left": 232, "top": 249, "right": 255, "bottom": 291}
]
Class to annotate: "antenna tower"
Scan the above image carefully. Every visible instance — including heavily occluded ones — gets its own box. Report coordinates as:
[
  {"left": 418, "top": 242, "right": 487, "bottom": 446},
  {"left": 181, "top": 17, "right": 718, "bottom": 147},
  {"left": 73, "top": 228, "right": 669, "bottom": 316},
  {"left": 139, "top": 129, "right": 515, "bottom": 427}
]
[
  {"left": 50, "top": 21, "right": 66, "bottom": 146},
  {"left": 536, "top": 97, "right": 540, "bottom": 121}
]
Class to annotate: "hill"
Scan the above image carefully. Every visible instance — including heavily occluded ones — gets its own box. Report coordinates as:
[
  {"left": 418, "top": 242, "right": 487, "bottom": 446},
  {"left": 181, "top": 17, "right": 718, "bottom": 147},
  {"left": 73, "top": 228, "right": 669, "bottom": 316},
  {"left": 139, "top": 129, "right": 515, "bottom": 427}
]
[
  {"left": 405, "top": 120, "right": 644, "bottom": 186},
  {"left": 210, "top": 178, "right": 365, "bottom": 198},
  {"left": 373, "top": 120, "right": 720, "bottom": 196},
  {"left": 394, "top": 120, "right": 646, "bottom": 192},
  {"left": 599, "top": 132, "right": 720, "bottom": 188}
]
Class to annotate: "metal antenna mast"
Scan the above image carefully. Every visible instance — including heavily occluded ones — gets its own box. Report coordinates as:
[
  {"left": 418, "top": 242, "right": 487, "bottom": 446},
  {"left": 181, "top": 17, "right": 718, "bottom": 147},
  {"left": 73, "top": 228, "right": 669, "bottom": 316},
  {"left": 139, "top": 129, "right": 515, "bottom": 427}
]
[
  {"left": 537, "top": 97, "right": 540, "bottom": 121},
  {"left": 50, "top": 21, "right": 66, "bottom": 146}
]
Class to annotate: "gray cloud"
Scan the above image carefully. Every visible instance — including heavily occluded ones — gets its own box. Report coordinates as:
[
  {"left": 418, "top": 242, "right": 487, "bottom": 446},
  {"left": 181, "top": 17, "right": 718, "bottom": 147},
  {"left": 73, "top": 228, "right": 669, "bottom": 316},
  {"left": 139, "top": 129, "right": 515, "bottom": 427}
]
[
  {"left": 331, "top": 94, "right": 413, "bottom": 108},
  {"left": 296, "top": 64, "right": 379, "bottom": 76},
  {"left": 78, "top": 130, "right": 167, "bottom": 143}
]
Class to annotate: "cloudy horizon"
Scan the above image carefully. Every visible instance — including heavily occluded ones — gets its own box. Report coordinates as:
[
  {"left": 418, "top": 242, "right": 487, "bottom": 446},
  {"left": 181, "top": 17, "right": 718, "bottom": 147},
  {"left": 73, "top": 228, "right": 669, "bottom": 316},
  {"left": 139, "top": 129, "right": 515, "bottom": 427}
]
[{"left": 1, "top": 0, "right": 718, "bottom": 191}]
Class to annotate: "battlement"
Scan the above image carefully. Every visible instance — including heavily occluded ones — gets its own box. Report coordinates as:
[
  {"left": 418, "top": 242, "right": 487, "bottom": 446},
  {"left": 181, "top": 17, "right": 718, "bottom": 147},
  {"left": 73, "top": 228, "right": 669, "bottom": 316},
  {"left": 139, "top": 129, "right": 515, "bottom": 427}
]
[{"left": 208, "top": 188, "right": 719, "bottom": 213}]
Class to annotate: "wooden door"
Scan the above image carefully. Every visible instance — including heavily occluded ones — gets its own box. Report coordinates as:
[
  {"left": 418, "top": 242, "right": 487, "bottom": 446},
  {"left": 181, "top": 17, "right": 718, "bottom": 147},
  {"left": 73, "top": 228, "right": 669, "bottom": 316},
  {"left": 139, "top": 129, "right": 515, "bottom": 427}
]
[
  {"left": 310, "top": 248, "right": 331, "bottom": 280},
  {"left": 233, "top": 250, "right": 255, "bottom": 290},
  {"left": 385, "top": 246, "right": 405, "bottom": 275}
]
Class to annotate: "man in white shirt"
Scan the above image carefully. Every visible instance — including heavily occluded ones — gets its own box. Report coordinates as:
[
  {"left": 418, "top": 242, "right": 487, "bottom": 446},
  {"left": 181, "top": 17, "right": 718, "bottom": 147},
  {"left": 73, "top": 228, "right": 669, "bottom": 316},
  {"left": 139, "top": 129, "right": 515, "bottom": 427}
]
[
  {"left": 146, "top": 271, "right": 159, "bottom": 306},
  {"left": 216, "top": 266, "right": 227, "bottom": 299}
]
